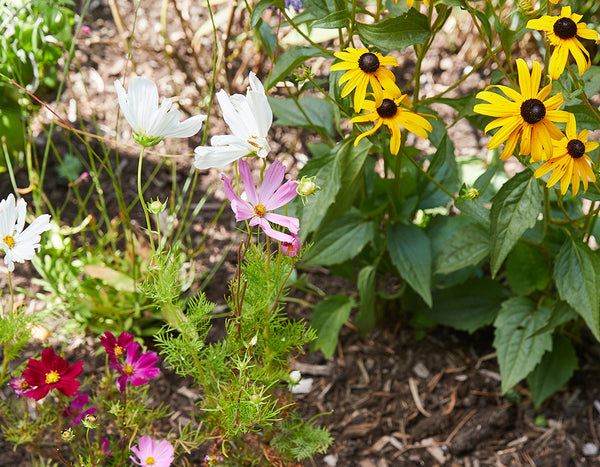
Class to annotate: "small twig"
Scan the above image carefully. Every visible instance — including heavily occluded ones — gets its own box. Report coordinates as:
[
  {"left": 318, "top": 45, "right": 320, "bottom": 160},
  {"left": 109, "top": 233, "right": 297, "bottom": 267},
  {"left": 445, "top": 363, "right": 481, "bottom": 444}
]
[
  {"left": 444, "top": 408, "right": 477, "bottom": 444},
  {"left": 409, "top": 377, "right": 431, "bottom": 417}
]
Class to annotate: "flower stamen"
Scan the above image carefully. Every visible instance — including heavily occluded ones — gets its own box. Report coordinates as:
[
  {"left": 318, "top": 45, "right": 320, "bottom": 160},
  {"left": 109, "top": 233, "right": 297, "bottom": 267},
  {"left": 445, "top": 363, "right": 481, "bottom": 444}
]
[
  {"left": 123, "top": 364, "right": 134, "bottom": 375},
  {"left": 567, "top": 139, "right": 586, "bottom": 159},
  {"left": 377, "top": 99, "right": 398, "bottom": 118},
  {"left": 520, "top": 99, "right": 546, "bottom": 124},
  {"left": 3, "top": 235, "right": 15, "bottom": 248},
  {"left": 553, "top": 17, "right": 577, "bottom": 39},
  {"left": 45, "top": 371, "right": 61, "bottom": 384},
  {"left": 254, "top": 203, "right": 266, "bottom": 217},
  {"left": 358, "top": 53, "right": 380, "bottom": 73}
]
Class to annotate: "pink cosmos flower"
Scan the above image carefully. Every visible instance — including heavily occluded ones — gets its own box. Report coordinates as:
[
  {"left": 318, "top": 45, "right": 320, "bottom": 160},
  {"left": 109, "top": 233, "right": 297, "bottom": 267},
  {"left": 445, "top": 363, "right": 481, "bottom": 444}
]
[
  {"left": 100, "top": 331, "right": 134, "bottom": 368},
  {"left": 130, "top": 436, "right": 174, "bottom": 467},
  {"left": 23, "top": 348, "right": 83, "bottom": 400},
  {"left": 62, "top": 392, "right": 97, "bottom": 425},
  {"left": 222, "top": 160, "right": 299, "bottom": 243},
  {"left": 281, "top": 233, "right": 301, "bottom": 257},
  {"left": 115, "top": 342, "right": 160, "bottom": 393},
  {"left": 10, "top": 375, "right": 33, "bottom": 398}
]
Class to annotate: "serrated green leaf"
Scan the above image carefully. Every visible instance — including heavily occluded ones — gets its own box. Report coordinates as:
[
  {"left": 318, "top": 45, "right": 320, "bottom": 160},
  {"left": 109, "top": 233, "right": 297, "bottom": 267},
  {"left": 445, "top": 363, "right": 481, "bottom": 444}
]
[
  {"left": 386, "top": 222, "right": 432, "bottom": 307},
  {"left": 490, "top": 169, "right": 543, "bottom": 277},
  {"left": 426, "top": 277, "right": 504, "bottom": 332},
  {"left": 356, "top": 10, "right": 432, "bottom": 51},
  {"left": 310, "top": 294, "right": 355, "bottom": 358},
  {"left": 301, "top": 211, "right": 375, "bottom": 266},
  {"left": 455, "top": 198, "right": 490, "bottom": 227},
  {"left": 554, "top": 237, "right": 600, "bottom": 340},
  {"left": 527, "top": 334, "right": 578, "bottom": 408},
  {"left": 432, "top": 217, "right": 489, "bottom": 275},
  {"left": 506, "top": 243, "right": 549, "bottom": 296},
  {"left": 265, "top": 46, "right": 331, "bottom": 90},
  {"left": 494, "top": 297, "right": 553, "bottom": 393},
  {"left": 312, "top": 10, "right": 350, "bottom": 29},
  {"left": 354, "top": 265, "right": 377, "bottom": 332},
  {"left": 564, "top": 104, "right": 600, "bottom": 130}
]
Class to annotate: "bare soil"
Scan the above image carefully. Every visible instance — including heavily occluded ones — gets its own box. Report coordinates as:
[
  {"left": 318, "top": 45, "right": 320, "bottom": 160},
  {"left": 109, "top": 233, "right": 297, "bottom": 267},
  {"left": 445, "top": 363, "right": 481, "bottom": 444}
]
[{"left": 2, "top": 0, "right": 600, "bottom": 466}]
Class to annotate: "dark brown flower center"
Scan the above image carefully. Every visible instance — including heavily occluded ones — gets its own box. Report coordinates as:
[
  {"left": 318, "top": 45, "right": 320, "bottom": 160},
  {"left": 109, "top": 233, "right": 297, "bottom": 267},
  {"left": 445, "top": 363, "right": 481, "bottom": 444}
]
[
  {"left": 358, "top": 53, "right": 380, "bottom": 73},
  {"left": 520, "top": 99, "right": 546, "bottom": 124},
  {"left": 567, "top": 139, "right": 585, "bottom": 159},
  {"left": 554, "top": 17, "right": 577, "bottom": 40},
  {"left": 377, "top": 99, "right": 398, "bottom": 118}
]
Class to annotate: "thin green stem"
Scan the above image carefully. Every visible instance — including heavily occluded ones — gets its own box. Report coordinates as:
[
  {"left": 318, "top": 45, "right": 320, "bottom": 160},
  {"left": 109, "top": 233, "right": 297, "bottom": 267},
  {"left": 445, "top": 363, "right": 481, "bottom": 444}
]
[
  {"left": 401, "top": 149, "right": 457, "bottom": 201},
  {"left": 137, "top": 146, "right": 156, "bottom": 252}
]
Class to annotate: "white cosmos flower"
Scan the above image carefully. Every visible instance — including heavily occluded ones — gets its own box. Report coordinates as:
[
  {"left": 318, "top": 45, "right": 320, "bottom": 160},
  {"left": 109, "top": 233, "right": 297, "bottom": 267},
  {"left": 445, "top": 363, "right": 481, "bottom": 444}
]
[
  {"left": 0, "top": 194, "right": 51, "bottom": 272},
  {"left": 194, "top": 72, "right": 273, "bottom": 170},
  {"left": 115, "top": 76, "right": 206, "bottom": 147}
]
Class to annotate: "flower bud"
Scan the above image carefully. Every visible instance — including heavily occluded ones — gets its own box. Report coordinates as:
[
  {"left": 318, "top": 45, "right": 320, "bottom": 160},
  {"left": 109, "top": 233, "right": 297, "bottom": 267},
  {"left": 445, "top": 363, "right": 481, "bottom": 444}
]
[
  {"left": 289, "top": 370, "right": 302, "bottom": 385},
  {"left": 61, "top": 428, "right": 75, "bottom": 441},
  {"left": 250, "top": 393, "right": 260, "bottom": 403},
  {"left": 297, "top": 176, "right": 318, "bottom": 197},
  {"left": 148, "top": 198, "right": 167, "bottom": 215},
  {"left": 82, "top": 413, "right": 98, "bottom": 429},
  {"left": 466, "top": 188, "right": 479, "bottom": 200}
]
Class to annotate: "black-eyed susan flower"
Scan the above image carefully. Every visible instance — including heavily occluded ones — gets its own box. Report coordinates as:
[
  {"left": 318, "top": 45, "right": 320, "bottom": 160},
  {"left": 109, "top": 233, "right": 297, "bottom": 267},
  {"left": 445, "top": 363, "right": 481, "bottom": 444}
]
[
  {"left": 350, "top": 92, "right": 433, "bottom": 155},
  {"left": 330, "top": 48, "right": 402, "bottom": 112},
  {"left": 527, "top": 6, "right": 600, "bottom": 80},
  {"left": 473, "top": 59, "right": 571, "bottom": 162},
  {"left": 534, "top": 115, "right": 597, "bottom": 195}
]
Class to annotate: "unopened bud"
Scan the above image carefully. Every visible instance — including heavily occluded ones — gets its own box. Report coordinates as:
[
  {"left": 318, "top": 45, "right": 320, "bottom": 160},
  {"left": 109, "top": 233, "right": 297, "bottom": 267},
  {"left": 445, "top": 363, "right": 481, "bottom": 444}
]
[
  {"left": 466, "top": 188, "right": 479, "bottom": 200},
  {"left": 250, "top": 393, "right": 260, "bottom": 403},
  {"left": 289, "top": 370, "right": 302, "bottom": 385},
  {"left": 82, "top": 414, "right": 98, "bottom": 429},
  {"left": 148, "top": 198, "right": 167, "bottom": 215},
  {"left": 61, "top": 428, "right": 75, "bottom": 441}
]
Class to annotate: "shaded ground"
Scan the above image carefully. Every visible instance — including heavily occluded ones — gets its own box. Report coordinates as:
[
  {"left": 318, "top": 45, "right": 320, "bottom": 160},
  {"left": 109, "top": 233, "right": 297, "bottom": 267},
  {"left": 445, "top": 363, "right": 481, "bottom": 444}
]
[{"left": 3, "top": 0, "right": 600, "bottom": 466}]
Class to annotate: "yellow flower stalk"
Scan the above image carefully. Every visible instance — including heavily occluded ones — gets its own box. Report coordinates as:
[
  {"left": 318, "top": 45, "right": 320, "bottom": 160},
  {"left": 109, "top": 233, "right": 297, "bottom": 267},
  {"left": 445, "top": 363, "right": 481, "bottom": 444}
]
[
  {"left": 534, "top": 116, "right": 597, "bottom": 196},
  {"left": 330, "top": 48, "right": 402, "bottom": 113},
  {"left": 527, "top": 6, "right": 600, "bottom": 79},
  {"left": 350, "top": 92, "right": 433, "bottom": 155},
  {"left": 473, "top": 59, "right": 570, "bottom": 162}
]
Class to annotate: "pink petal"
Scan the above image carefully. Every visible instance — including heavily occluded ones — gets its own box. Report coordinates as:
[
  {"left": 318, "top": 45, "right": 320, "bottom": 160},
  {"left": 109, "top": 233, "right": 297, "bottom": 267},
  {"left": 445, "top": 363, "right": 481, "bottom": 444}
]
[
  {"left": 258, "top": 161, "right": 286, "bottom": 204},
  {"left": 263, "top": 180, "right": 299, "bottom": 211},
  {"left": 249, "top": 217, "right": 295, "bottom": 243},
  {"left": 263, "top": 213, "right": 300, "bottom": 234},
  {"left": 239, "top": 160, "right": 258, "bottom": 205}
]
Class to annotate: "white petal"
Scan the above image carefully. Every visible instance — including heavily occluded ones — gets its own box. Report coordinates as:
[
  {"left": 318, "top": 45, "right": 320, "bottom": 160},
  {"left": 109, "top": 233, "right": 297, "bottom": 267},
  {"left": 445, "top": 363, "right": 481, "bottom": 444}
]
[{"left": 194, "top": 144, "right": 249, "bottom": 170}]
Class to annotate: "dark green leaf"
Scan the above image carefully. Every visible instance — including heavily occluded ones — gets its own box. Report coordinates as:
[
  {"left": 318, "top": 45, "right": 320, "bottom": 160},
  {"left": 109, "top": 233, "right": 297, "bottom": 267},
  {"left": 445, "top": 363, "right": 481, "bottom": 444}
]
[
  {"left": 432, "top": 217, "right": 489, "bottom": 275},
  {"left": 506, "top": 243, "right": 549, "bottom": 296},
  {"left": 354, "top": 265, "right": 377, "bottom": 332},
  {"left": 564, "top": 104, "right": 600, "bottom": 130},
  {"left": 250, "top": 0, "right": 282, "bottom": 28},
  {"left": 268, "top": 95, "right": 336, "bottom": 138},
  {"left": 527, "top": 334, "right": 578, "bottom": 408},
  {"left": 386, "top": 222, "right": 432, "bottom": 307},
  {"left": 426, "top": 277, "right": 504, "bottom": 332},
  {"left": 554, "top": 237, "right": 600, "bottom": 340},
  {"left": 494, "top": 297, "right": 553, "bottom": 393},
  {"left": 490, "top": 169, "right": 543, "bottom": 277},
  {"left": 356, "top": 10, "right": 432, "bottom": 51},
  {"left": 312, "top": 10, "right": 350, "bottom": 29},
  {"left": 310, "top": 294, "right": 355, "bottom": 357},
  {"left": 301, "top": 210, "right": 375, "bottom": 266}
]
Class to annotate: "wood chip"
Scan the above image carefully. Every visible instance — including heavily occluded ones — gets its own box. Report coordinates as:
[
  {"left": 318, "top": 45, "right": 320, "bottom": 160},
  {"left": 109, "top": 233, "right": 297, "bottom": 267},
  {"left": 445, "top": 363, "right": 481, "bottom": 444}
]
[{"left": 409, "top": 377, "right": 431, "bottom": 417}]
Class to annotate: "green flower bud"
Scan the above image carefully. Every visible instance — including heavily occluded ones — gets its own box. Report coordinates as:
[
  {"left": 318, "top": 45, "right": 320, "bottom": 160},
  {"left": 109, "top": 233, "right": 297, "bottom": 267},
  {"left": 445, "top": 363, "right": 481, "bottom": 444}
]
[{"left": 61, "top": 428, "right": 75, "bottom": 441}]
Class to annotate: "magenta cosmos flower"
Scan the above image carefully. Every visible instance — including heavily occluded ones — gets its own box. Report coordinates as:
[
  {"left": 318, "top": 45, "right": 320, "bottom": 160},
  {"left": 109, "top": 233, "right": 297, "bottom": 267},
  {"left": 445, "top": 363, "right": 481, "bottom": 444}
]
[
  {"left": 116, "top": 342, "right": 160, "bottom": 393},
  {"left": 130, "top": 436, "right": 175, "bottom": 467},
  {"left": 281, "top": 233, "right": 301, "bottom": 257},
  {"left": 10, "top": 375, "right": 33, "bottom": 398},
  {"left": 100, "top": 331, "right": 134, "bottom": 368},
  {"left": 23, "top": 348, "right": 83, "bottom": 400},
  {"left": 62, "top": 392, "right": 97, "bottom": 425},
  {"left": 222, "top": 160, "right": 299, "bottom": 243}
]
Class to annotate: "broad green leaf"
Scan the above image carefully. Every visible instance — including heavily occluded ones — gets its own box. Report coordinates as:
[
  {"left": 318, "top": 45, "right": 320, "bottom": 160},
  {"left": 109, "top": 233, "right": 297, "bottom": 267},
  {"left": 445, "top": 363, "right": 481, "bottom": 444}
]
[
  {"left": 432, "top": 217, "right": 489, "bottom": 275},
  {"left": 490, "top": 169, "right": 543, "bottom": 277},
  {"left": 527, "top": 334, "right": 578, "bottom": 408},
  {"left": 506, "top": 243, "right": 549, "bottom": 296},
  {"left": 312, "top": 10, "right": 350, "bottom": 29},
  {"left": 386, "top": 222, "right": 432, "bottom": 307},
  {"left": 356, "top": 10, "right": 432, "bottom": 51},
  {"left": 354, "top": 265, "right": 377, "bottom": 332},
  {"left": 268, "top": 95, "right": 336, "bottom": 138},
  {"left": 250, "top": 0, "right": 282, "bottom": 27},
  {"left": 310, "top": 294, "right": 355, "bottom": 358},
  {"left": 494, "top": 297, "right": 553, "bottom": 393},
  {"left": 420, "top": 133, "right": 459, "bottom": 209},
  {"left": 426, "top": 277, "right": 504, "bottom": 332},
  {"left": 455, "top": 198, "right": 490, "bottom": 227},
  {"left": 564, "top": 104, "right": 600, "bottom": 130},
  {"left": 265, "top": 46, "right": 331, "bottom": 90},
  {"left": 301, "top": 210, "right": 375, "bottom": 266},
  {"left": 554, "top": 237, "right": 600, "bottom": 340}
]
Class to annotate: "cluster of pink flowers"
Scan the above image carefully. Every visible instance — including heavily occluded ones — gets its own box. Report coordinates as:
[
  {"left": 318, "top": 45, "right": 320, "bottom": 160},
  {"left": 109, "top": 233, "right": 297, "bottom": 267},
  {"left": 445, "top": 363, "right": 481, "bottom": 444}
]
[{"left": 100, "top": 331, "right": 160, "bottom": 393}]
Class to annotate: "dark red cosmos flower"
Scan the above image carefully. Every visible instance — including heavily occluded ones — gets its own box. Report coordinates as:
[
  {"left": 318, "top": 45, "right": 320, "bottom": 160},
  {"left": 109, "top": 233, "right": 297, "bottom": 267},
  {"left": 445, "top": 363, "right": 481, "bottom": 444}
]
[
  {"left": 100, "top": 331, "right": 134, "bottom": 368},
  {"left": 23, "top": 348, "right": 83, "bottom": 400}
]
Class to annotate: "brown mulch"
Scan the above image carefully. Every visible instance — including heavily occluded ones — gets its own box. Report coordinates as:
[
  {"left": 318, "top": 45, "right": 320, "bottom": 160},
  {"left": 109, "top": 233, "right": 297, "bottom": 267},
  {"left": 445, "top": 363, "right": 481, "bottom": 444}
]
[{"left": 3, "top": 0, "right": 600, "bottom": 466}]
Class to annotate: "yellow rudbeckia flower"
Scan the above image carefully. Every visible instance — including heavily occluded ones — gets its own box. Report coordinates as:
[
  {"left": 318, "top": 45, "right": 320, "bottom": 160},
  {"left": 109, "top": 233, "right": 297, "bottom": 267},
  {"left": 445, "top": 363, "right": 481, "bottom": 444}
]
[
  {"left": 330, "top": 48, "right": 402, "bottom": 113},
  {"left": 473, "top": 59, "right": 571, "bottom": 162},
  {"left": 350, "top": 92, "right": 433, "bottom": 155},
  {"left": 527, "top": 6, "right": 600, "bottom": 79},
  {"left": 395, "top": 0, "right": 430, "bottom": 8},
  {"left": 534, "top": 116, "right": 597, "bottom": 196}
]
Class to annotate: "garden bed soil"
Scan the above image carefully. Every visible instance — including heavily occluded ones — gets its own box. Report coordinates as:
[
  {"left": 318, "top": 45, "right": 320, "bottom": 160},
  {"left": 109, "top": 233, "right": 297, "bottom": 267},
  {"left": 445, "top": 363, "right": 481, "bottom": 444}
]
[{"left": 2, "top": 0, "right": 600, "bottom": 465}]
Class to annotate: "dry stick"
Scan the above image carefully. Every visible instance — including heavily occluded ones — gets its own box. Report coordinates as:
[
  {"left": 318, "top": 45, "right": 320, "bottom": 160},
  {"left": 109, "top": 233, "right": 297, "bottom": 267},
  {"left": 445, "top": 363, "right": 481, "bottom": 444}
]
[{"left": 444, "top": 408, "right": 477, "bottom": 445}]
